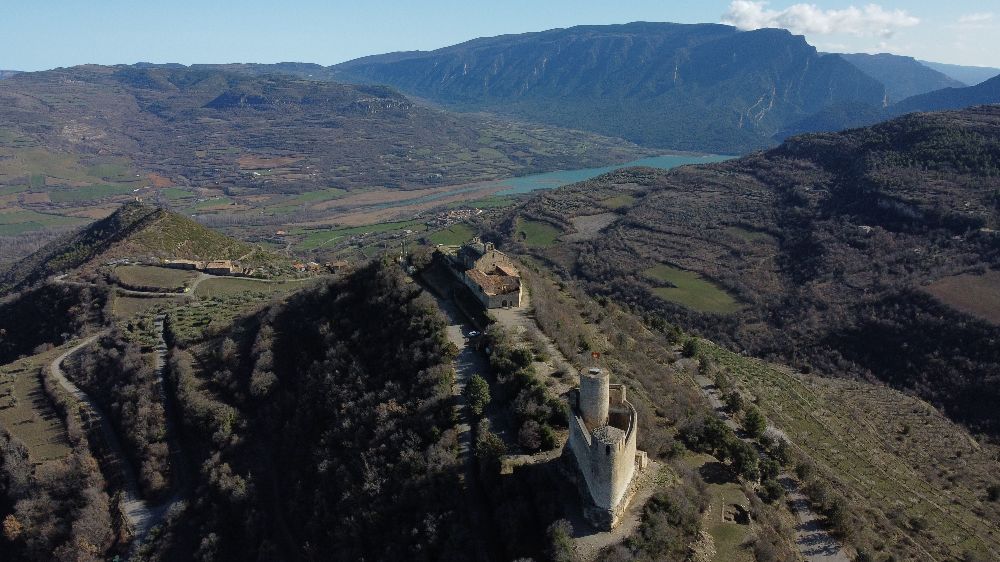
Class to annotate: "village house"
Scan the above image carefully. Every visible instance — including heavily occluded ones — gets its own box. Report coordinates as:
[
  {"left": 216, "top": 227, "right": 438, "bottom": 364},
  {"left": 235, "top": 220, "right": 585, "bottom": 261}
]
[
  {"left": 163, "top": 258, "right": 202, "bottom": 270},
  {"left": 205, "top": 260, "right": 238, "bottom": 275},
  {"left": 325, "top": 260, "right": 350, "bottom": 273}
]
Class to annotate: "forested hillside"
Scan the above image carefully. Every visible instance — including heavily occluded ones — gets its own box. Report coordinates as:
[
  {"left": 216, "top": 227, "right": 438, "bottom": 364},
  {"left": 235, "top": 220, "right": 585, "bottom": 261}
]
[
  {"left": 501, "top": 106, "right": 1000, "bottom": 436},
  {"left": 152, "top": 261, "right": 469, "bottom": 560}
]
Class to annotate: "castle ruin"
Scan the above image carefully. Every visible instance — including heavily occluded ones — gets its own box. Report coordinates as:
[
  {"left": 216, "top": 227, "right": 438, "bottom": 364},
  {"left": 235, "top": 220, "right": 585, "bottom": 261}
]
[{"left": 566, "top": 367, "right": 647, "bottom": 530}]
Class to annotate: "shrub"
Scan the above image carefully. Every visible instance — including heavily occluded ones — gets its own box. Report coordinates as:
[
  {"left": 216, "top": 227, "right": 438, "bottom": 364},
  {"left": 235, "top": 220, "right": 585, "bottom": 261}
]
[
  {"left": 546, "top": 519, "right": 575, "bottom": 562},
  {"left": 682, "top": 338, "right": 699, "bottom": 358},
  {"left": 743, "top": 406, "right": 766, "bottom": 439},
  {"left": 759, "top": 479, "right": 785, "bottom": 503},
  {"left": 465, "top": 374, "right": 491, "bottom": 417}
]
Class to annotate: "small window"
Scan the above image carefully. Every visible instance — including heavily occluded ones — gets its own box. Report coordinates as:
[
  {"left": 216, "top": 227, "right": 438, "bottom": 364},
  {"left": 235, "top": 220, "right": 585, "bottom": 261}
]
[{"left": 605, "top": 445, "right": 611, "bottom": 455}]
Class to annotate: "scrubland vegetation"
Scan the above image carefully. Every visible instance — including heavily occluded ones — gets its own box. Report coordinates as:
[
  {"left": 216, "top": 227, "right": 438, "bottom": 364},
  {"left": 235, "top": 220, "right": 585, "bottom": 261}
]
[{"left": 507, "top": 106, "right": 1000, "bottom": 438}]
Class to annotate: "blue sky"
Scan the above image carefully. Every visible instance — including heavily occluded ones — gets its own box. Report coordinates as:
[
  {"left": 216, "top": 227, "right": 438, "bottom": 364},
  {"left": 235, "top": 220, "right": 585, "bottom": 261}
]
[{"left": 3, "top": 1, "right": 998, "bottom": 71}]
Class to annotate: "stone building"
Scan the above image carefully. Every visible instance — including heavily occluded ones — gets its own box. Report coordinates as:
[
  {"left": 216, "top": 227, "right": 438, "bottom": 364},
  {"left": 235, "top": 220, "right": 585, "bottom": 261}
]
[
  {"left": 205, "top": 260, "right": 237, "bottom": 275},
  {"left": 566, "top": 367, "right": 647, "bottom": 530},
  {"left": 454, "top": 239, "right": 522, "bottom": 309}
]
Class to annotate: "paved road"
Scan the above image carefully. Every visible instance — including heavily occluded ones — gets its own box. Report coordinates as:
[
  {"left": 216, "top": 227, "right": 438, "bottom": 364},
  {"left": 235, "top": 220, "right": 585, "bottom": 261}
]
[
  {"left": 49, "top": 325, "right": 188, "bottom": 558},
  {"left": 694, "top": 373, "right": 849, "bottom": 562}
]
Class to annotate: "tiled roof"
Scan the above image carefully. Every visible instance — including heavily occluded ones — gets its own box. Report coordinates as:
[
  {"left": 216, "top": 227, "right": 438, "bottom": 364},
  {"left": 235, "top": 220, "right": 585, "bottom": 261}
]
[
  {"left": 496, "top": 263, "right": 519, "bottom": 277},
  {"left": 466, "top": 268, "right": 520, "bottom": 296}
]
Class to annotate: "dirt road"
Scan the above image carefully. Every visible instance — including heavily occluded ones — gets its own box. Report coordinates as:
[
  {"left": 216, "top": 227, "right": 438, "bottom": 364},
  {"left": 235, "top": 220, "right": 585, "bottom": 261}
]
[{"left": 49, "top": 327, "right": 187, "bottom": 557}]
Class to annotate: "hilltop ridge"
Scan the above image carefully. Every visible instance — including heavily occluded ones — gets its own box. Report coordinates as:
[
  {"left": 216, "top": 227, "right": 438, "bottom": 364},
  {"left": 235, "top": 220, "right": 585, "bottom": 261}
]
[{"left": 1, "top": 201, "right": 279, "bottom": 291}]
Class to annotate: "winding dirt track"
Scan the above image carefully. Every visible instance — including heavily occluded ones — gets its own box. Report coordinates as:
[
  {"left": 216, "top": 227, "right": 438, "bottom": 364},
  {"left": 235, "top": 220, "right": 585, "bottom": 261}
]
[{"left": 49, "top": 320, "right": 186, "bottom": 557}]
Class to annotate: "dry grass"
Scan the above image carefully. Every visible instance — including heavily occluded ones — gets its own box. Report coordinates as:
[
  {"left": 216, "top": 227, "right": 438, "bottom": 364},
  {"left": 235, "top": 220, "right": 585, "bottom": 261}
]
[
  {"left": 924, "top": 270, "right": 1000, "bottom": 324},
  {"left": 114, "top": 265, "right": 196, "bottom": 290},
  {"left": 0, "top": 347, "right": 71, "bottom": 462}
]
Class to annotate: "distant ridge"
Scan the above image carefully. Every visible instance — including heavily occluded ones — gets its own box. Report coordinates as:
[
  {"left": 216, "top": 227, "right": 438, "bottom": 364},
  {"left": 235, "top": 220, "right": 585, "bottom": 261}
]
[
  {"left": 838, "top": 53, "right": 964, "bottom": 102},
  {"left": 892, "top": 74, "right": 1000, "bottom": 116},
  {"left": 918, "top": 60, "right": 1000, "bottom": 86}
]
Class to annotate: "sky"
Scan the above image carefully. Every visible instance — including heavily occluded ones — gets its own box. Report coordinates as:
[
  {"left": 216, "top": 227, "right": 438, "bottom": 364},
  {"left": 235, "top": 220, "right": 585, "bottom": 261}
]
[{"left": 2, "top": 0, "right": 998, "bottom": 71}]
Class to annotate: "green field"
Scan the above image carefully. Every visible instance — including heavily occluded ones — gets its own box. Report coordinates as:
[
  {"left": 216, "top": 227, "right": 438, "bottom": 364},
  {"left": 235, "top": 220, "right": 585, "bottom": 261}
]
[
  {"left": 0, "top": 209, "right": 86, "bottom": 231},
  {"left": 428, "top": 223, "right": 476, "bottom": 246},
  {"left": 188, "top": 197, "right": 235, "bottom": 211},
  {"left": 645, "top": 264, "right": 741, "bottom": 314},
  {"left": 114, "top": 265, "right": 197, "bottom": 290},
  {"left": 599, "top": 194, "right": 636, "bottom": 209},
  {"left": 193, "top": 277, "right": 316, "bottom": 299},
  {"left": 0, "top": 149, "right": 135, "bottom": 189},
  {"left": 86, "top": 160, "right": 132, "bottom": 181},
  {"left": 159, "top": 187, "right": 196, "bottom": 200},
  {"left": 49, "top": 184, "right": 135, "bottom": 203},
  {"left": 516, "top": 218, "right": 561, "bottom": 248},
  {"left": 0, "top": 185, "right": 28, "bottom": 196}
]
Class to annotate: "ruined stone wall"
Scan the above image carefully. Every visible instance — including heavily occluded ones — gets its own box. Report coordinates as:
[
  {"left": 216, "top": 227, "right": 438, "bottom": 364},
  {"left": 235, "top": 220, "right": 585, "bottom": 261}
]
[{"left": 472, "top": 249, "right": 513, "bottom": 272}]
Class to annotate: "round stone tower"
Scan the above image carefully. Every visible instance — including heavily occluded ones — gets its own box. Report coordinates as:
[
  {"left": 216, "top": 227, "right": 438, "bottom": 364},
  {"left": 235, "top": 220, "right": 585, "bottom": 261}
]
[{"left": 579, "top": 367, "right": 610, "bottom": 430}]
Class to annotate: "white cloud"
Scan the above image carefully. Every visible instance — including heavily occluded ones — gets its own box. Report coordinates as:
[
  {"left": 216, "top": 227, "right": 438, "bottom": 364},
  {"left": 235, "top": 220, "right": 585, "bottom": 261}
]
[
  {"left": 954, "top": 12, "right": 995, "bottom": 30},
  {"left": 722, "top": 1, "right": 920, "bottom": 39},
  {"left": 957, "top": 13, "right": 994, "bottom": 25}
]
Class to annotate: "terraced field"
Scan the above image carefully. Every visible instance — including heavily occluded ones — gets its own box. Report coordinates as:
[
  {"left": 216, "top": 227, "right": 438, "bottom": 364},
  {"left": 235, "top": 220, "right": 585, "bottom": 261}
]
[{"left": 700, "top": 342, "right": 1000, "bottom": 561}]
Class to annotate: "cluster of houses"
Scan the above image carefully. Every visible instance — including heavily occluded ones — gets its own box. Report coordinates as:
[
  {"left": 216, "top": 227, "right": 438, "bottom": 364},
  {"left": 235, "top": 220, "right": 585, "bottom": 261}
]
[{"left": 424, "top": 208, "right": 483, "bottom": 229}]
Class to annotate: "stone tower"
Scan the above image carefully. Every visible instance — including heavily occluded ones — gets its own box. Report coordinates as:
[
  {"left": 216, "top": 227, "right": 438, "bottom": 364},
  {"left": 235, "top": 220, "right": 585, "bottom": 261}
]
[
  {"left": 566, "top": 366, "right": 647, "bottom": 530},
  {"left": 579, "top": 367, "right": 610, "bottom": 429}
]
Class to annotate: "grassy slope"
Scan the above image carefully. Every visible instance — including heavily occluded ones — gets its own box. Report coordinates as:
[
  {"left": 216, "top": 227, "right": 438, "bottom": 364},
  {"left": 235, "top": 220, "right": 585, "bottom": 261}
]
[
  {"left": 0, "top": 347, "right": 72, "bottom": 462},
  {"left": 1, "top": 202, "right": 285, "bottom": 291},
  {"left": 700, "top": 340, "right": 1000, "bottom": 560},
  {"left": 644, "top": 264, "right": 741, "bottom": 314}
]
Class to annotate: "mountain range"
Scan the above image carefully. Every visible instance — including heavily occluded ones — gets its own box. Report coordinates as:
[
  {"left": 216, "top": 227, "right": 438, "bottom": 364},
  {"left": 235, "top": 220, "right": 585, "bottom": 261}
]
[{"left": 332, "top": 22, "right": 1000, "bottom": 152}]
